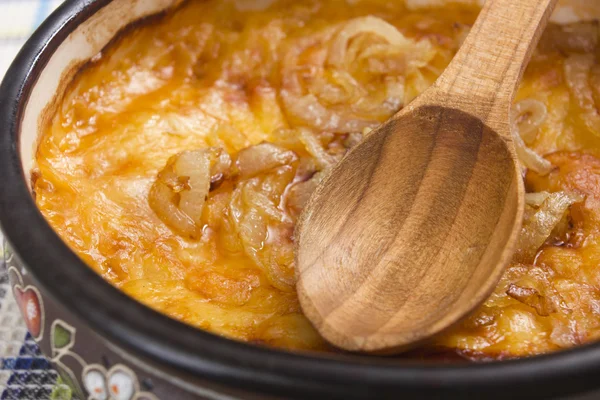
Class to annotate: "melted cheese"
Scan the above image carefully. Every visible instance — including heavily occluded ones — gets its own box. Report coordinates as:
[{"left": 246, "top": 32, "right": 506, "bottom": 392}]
[{"left": 35, "top": 0, "right": 600, "bottom": 357}]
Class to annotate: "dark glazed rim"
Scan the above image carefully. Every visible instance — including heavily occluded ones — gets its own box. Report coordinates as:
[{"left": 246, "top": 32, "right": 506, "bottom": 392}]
[{"left": 1, "top": 1, "right": 600, "bottom": 399}]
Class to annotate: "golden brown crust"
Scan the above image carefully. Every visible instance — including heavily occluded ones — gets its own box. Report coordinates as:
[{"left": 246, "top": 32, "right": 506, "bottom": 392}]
[{"left": 34, "top": 0, "right": 600, "bottom": 357}]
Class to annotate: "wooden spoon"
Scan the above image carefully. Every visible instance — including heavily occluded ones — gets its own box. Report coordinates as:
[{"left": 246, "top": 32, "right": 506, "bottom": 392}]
[{"left": 295, "top": 0, "right": 558, "bottom": 353}]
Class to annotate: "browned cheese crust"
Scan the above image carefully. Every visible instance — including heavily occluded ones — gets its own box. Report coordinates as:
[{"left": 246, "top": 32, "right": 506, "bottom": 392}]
[{"left": 34, "top": 0, "right": 600, "bottom": 357}]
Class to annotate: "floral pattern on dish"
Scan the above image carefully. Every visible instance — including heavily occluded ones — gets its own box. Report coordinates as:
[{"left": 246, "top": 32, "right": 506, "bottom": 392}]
[
  {"left": 83, "top": 364, "right": 159, "bottom": 400},
  {"left": 5, "top": 252, "right": 161, "bottom": 400},
  {"left": 9, "top": 265, "right": 45, "bottom": 340}
]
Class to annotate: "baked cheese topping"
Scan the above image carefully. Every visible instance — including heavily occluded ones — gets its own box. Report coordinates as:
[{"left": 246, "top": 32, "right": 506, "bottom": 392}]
[{"left": 35, "top": 0, "right": 600, "bottom": 358}]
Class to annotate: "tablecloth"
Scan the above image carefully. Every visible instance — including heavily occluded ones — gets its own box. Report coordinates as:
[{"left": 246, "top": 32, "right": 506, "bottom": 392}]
[{"left": 0, "top": 2, "right": 73, "bottom": 399}]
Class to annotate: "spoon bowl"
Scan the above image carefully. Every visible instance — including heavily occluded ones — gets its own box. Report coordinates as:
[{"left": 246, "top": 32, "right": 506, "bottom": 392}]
[
  {"left": 296, "top": 0, "right": 558, "bottom": 353},
  {"left": 296, "top": 102, "right": 522, "bottom": 352}
]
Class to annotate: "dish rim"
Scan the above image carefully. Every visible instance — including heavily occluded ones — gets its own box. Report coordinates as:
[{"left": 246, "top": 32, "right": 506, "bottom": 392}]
[{"left": 1, "top": 0, "right": 600, "bottom": 398}]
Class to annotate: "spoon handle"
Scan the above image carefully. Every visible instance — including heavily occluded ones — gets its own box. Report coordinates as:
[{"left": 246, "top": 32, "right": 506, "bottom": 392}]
[{"left": 434, "top": 0, "right": 558, "bottom": 133}]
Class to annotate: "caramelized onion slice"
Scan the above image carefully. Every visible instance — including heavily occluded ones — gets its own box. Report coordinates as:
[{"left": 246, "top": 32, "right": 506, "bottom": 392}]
[
  {"left": 564, "top": 54, "right": 600, "bottom": 137},
  {"left": 242, "top": 181, "right": 287, "bottom": 223},
  {"left": 173, "top": 151, "right": 212, "bottom": 225},
  {"left": 328, "top": 16, "right": 417, "bottom": 67},
  {"left": 512, "top": 99, "right": 548, "bottom": 144},
  {"left": 280, "top": 18, "right": 425, "bottom": 132},
  {"left": 515, "top": 191, "right": 583, "bottom": 263},
  {"left": 298, "top": 129, "right": 338, "bottom": 170},
  {"left": 512, "top": 128, "right": 553, "bottom": 175},
  {"left": 510, "top": 102, "right": 553, "bottom": 175},
  {"left": 506, "top": 283, "right": 557, "bottom": 316},
  {"left": 149, "top": 148, "right": 231, "bottom": 238},
  {"left": 508, "top": 98, "right": 550, "bottom": 183},
  {"left": 524, "top": 192, "right": 551, "bottom": 207},
  {"left": 307, "top": 70, "right": 365, "bottom": 106},
  {"left": 149, "top": 179, "right": 198, "bottom": 238},
  {"left": 280, "top": 91, "right": 378, "bottom": 134},
  {"left": 236, "top": 143, "right": 297, "bottom": 178},
  {"left": 230, "top": 180, "right": 296, "bottom": 292}
]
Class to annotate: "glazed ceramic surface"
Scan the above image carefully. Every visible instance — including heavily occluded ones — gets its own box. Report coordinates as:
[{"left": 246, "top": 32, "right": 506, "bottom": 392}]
[{"left": 2, "top": 0, "right": 600, "bottom": 399}]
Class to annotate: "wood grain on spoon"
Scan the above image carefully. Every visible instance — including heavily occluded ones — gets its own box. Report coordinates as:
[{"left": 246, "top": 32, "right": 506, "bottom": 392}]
[{"left": 295, "top": 0, "right": 558, "bottom": 353}]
